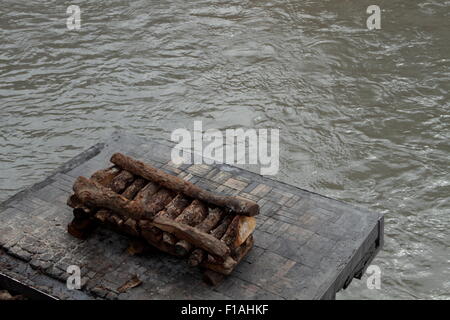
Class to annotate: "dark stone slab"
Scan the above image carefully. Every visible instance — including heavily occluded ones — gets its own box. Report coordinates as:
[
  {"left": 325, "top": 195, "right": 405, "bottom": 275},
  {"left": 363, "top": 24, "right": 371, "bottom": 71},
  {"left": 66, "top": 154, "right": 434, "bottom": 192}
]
[{"left": 0, "top": 131, "right": 384, "bottom": 300}]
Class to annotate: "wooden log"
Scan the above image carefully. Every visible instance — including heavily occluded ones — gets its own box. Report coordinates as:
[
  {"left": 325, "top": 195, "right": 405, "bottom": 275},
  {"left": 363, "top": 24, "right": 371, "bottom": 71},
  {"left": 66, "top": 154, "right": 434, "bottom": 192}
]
[
  {"left": 121, "top": 178, "right": 148, "bottom": 199},
  {"left": 73, "top": 177, "right": 230, "bottom": 258},
  {"left": 202, "top": 256, "right": 237, "bottom": 275},
  {"left": 192, "top": 207, "right": 224, "bottom": 233},
  {"left": 188, "top": 249, "right": 205, "bottom": 267},
  {"left": 110, "top": 153, "right": 259, "bottom": 216},
  {"left": 201, "top": 235, "right": 254, "bottom": 275},
  {"left": 139, "top": 220, "right": 177, "bottom": 255},
  {"left": 163, "top": 194, "right": 191, "bottom": 219},
  {"left": 94, "top": 209, "right": 108, "bottom": 223},
  {"left": 74, "top": 174, "right": 165, "bottom": 235},
  {"left": 162, "top": 232, "right": 178, "bottom": 246},
  {"left": 67, "top": 194, "right": 86, "bottom": 210},
  {"left": 102, "top": 172, "right": 142, "bottom": 227},
  {"left": 232, "top": 234, "right": 254, "bottom": 259},
  {"left": 158, "top": 194, "right": 191, "bottom": 246},
  {"left": 221, "top": 215, "right": 257, "bottom": 249},
  {"left": 134, "top": 181, "right": 160, "bottom": 207},
  {"left": 188, "top": 215, "right": 233, "bottom": 267},
  {"left": 175, "top": 200, "right": 208, "bottom": 226},
  {"left": 75, "top": 176, "right": 148, "bottom": 237},
  {"left": 107, "top": 214, "right": 124, "bottom": 229},
  {"left": 110, "top": 170, "right": 134, "bottom": 193},
  {"left": 142, "top": 188, "right": 176, "bottom": 241},
  {"left": 118, "top": 180, "right": 162, "bottom": 233},
  {"left": 175, "top": 207, "right": 224, "bottom": 257},
  {"left": 68, "top": 193, "right": 91, "bottom": 219},
  {"left": 210, "top": 215, "right": 234, "bottom": 238},
  {"left": 146, "top": 188, "right": 175, "bottom": 216},
  {"left": 174, "top": 238, "right": 200, "bottom": 257},
  {"left": 73, "top": 207, "right": 90, "bottom": 219},
  {"left": 140, "top": 220, "right": 163, "bottom": 243},
  {"left": 173, "top": 200, "right": 208, "bottom": 256},
  {"left": 68, "top": 166, "right": 120, "bottom": 211},
  {"left": 81, "top": 171, "right": 140, "bottom": 223},
  {"left": 90, "top": 166, "right": 120, "bottom": 186},
  {"left": 73, "top": 177, "right": 147, "bottom": 220},
  {"left": 67, "top": 167, "right": 119, "bottom": 239},
  {"left": 150, "top": 216, "right": 230, "bottom": 259}
]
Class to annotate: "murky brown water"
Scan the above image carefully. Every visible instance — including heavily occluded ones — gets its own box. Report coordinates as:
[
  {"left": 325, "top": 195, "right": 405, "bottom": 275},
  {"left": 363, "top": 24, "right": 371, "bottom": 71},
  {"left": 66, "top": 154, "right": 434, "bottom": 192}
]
[{"left": 0, "top": 0, "right": 449, "bottom": 299}]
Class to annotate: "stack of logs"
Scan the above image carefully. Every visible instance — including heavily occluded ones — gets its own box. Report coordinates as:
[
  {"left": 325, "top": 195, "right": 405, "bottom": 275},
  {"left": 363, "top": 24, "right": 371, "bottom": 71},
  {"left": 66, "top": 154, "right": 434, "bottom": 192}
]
[{"left": 67, "top": 153, "right": 259, "bottom": 285}]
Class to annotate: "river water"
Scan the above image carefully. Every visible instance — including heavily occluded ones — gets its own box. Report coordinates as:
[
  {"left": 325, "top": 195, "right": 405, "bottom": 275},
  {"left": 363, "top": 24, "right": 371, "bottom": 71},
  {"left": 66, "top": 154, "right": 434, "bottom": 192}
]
[{"left": 0, "top": 1, "right": 448, "bottom": 299}]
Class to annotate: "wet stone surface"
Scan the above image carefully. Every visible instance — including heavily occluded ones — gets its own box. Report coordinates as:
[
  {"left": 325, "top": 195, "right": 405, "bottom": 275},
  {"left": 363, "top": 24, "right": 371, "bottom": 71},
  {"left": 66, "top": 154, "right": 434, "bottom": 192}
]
[{"left": 0, "top": 132, "right": 383, "bottom": 300}]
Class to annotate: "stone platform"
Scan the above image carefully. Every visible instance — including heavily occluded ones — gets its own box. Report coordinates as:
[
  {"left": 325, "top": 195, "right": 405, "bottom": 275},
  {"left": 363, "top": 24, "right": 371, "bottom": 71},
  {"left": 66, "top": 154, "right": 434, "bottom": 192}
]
[{"left": 0, "top": 131, "right": 383, "bottom": 300}]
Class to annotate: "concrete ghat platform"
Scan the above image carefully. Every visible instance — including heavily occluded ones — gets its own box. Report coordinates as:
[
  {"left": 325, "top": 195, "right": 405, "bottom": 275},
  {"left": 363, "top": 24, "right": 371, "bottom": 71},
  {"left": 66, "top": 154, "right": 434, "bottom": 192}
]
[{"left": 0, "top": 131, "right": 383, "bottom": 300}]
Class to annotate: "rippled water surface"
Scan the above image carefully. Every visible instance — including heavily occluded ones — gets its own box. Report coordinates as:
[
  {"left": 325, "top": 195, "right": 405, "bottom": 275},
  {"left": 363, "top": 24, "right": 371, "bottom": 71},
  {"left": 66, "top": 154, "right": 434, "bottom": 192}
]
[{"left": 1, "top": 0, "right": 449, "bottom": 299}]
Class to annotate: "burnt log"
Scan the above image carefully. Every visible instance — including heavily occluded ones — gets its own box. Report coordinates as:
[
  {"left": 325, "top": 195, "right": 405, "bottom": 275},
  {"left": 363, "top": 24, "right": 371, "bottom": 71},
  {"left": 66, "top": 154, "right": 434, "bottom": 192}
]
[{"left": 110, "top": 153, "right": 259, "bottom": 216}]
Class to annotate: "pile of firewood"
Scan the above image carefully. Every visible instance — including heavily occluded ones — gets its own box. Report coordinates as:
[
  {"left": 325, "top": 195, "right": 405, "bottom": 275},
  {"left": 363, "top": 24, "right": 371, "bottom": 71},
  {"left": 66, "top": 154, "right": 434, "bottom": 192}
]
[{"left": 67, "top": 153, "right": 259, "bottom": 285}]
